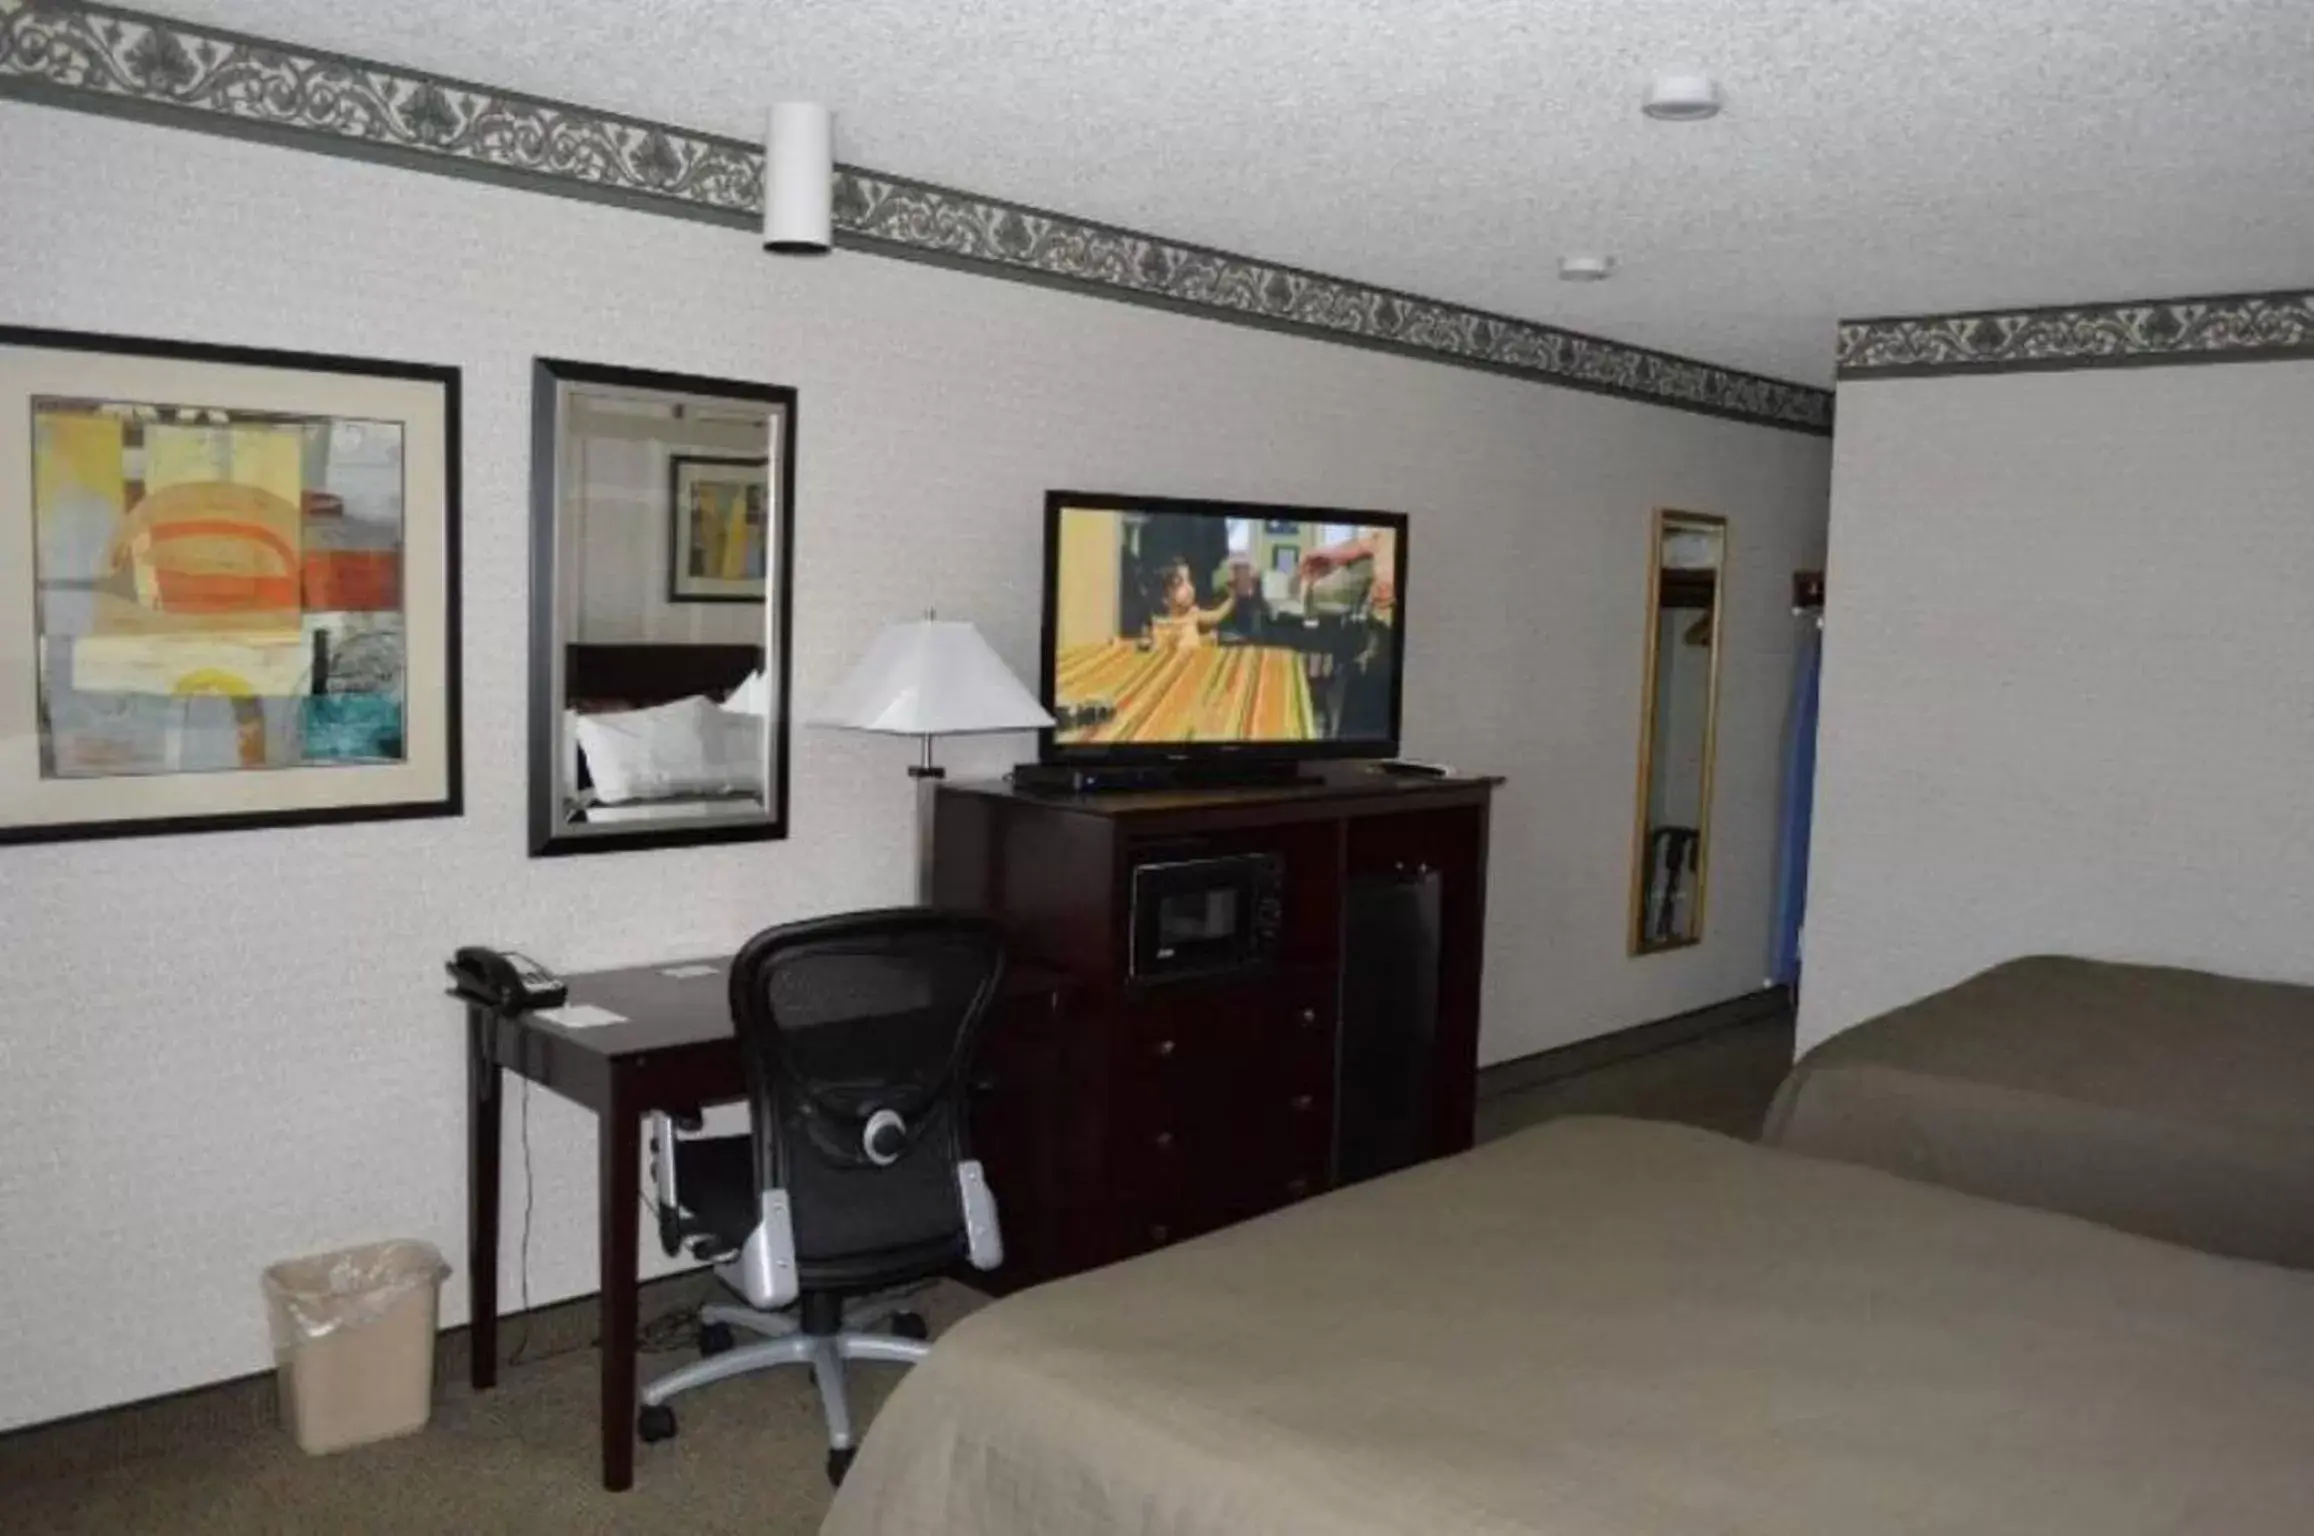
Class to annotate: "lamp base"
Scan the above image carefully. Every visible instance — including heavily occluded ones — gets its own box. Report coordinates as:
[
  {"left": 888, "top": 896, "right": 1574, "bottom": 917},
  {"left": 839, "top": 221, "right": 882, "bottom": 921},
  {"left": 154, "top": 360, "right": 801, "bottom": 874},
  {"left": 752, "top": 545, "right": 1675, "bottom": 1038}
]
[{"left": 913, "top": 761, "right": 941, "bottom": 904}]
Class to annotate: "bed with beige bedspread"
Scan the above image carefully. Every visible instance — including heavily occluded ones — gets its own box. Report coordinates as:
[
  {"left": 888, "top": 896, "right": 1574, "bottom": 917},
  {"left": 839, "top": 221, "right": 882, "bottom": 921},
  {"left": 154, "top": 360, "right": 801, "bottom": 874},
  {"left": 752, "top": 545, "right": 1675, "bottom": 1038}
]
[
  {"left": 823, "top": 1116, "right": 2314, "bottom": 1536},
  {"left": 1765, "top": 955, "right": 2314, "bottom": 1267}
]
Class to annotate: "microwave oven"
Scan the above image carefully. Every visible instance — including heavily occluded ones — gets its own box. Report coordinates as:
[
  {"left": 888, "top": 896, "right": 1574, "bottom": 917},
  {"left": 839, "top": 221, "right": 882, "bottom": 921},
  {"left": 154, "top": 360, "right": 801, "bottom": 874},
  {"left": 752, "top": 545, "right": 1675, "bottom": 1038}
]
[{"left": 1127, "top": 850, "right": 1284, "bottom": 982}]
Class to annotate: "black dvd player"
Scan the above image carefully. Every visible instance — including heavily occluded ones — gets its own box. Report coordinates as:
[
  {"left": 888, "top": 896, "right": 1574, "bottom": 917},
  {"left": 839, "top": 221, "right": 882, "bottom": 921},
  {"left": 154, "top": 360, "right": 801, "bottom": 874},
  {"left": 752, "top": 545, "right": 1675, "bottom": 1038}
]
[{"left": 1010, "top": 760, "right": 1319, "bottom": 794}]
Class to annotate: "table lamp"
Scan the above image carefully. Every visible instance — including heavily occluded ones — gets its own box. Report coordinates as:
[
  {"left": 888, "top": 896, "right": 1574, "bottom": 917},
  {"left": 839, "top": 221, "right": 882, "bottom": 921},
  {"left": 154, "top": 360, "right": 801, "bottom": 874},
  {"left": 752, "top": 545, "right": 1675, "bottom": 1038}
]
[{"left": 811, "top": 612, "right": 1054, "bottom": 900}]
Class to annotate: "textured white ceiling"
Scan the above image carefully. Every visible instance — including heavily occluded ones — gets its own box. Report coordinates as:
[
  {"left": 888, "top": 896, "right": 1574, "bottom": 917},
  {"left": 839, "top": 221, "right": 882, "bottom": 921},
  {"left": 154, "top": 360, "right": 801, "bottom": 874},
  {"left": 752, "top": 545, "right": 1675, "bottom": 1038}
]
[{"left": 160, "top": 0, "right": 2314, "bottom": 384}]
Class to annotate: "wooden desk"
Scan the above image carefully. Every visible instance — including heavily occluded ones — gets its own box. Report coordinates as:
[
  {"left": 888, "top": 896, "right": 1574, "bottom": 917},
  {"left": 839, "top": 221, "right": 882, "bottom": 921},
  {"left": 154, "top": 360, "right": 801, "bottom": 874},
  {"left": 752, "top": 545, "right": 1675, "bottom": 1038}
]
[{"left": 460, "top": 955, "right": 1065, "bottom": 1491}]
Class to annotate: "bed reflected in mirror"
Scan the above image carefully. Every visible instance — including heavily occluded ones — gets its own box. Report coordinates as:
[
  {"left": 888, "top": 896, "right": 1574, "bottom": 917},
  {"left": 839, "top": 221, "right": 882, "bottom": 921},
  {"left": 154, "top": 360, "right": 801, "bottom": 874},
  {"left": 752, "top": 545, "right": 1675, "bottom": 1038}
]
[
  {"left": 1628, "top": 509, "right": 1725, "bottom": 953},
  {"left": 528, "top": 359, "right": 795, "bottom": 856}
]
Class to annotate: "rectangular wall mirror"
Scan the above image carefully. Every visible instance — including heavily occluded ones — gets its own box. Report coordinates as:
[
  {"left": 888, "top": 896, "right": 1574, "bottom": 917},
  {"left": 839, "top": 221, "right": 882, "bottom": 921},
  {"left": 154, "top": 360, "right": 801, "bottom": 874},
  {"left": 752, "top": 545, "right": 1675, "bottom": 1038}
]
[
  {"left": 1628, "top": 509, "right": 1726, "bottom": 953},
  {"left": 528, "top": 359, "right": 794, "bottom": 856}
]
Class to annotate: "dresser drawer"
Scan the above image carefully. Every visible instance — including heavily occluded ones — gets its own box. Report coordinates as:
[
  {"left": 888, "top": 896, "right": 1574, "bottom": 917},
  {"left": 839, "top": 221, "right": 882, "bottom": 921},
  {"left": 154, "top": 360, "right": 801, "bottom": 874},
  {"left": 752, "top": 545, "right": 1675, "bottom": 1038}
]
[
  {"left": 1099, "top": 972, "right": 1342, "bottom": 1252},
  {"left": 1272, "top": 993, "right": 1337, "bottom": 1092},
  {"left": 1110, "top": 1175, "right": 1237, "bottom": 1259},
  {"left": 1104, "top": 1112, "right": 1192, "bottom": 1198},
  {"left": 1118, "top": 974, "right": 1334, "bottom": 1084},
  {"left": 1120, "top": 965, "right": 1330, "bottom": 1027},
  {"left": 1118, "top": 1060, "right": 1336, "bottom": 1228},
  {"left": 1236, "top": 1077, "right": 1335, "bottom": 1217},
  {"left": 1108, "top": 1107, "right": 1333, "bottom": 1256}
]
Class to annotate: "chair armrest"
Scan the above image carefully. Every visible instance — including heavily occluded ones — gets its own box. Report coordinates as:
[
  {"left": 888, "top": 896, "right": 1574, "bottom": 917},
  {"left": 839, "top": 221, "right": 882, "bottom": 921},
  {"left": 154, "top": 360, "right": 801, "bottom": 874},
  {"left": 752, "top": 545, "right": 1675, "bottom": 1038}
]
[
  {"left": 733, "top": 1190, "right": 800, "bottom": 1310},
  {"left": 649, "top": 1112, "right": 683, "bottom": 1257},
  {"left": 651, "top": 1113, "right": 683, "bottom": 1209},
  {"left": 957, "top": 1160, "right": 1004, "bottom": 1272}
]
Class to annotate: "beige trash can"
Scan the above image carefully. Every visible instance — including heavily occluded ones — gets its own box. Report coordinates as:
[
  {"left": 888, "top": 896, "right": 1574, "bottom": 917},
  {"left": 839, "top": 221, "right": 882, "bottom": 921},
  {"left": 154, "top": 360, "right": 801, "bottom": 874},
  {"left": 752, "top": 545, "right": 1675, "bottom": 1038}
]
[{"left": 262, "top": 1239, "right": 450, "bottom": 1455}]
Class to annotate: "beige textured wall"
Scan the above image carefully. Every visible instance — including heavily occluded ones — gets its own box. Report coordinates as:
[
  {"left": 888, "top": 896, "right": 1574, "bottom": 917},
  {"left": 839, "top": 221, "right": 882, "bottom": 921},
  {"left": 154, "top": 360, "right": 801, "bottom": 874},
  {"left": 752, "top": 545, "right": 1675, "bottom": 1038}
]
[
  {"left": 0, "top": 102, "right": 1828, "bottom": 1428},
  {"left": 1799, "top": 362, "right": 2314, "bottom": 1054}
]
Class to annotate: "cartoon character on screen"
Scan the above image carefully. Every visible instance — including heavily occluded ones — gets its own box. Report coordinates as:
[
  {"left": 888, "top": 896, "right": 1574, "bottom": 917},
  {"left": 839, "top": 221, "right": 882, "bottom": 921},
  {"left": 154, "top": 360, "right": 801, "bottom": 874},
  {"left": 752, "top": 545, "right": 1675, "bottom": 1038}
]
[{"left": 1144, "top": 557, "right": 1237, "bottom": 651}]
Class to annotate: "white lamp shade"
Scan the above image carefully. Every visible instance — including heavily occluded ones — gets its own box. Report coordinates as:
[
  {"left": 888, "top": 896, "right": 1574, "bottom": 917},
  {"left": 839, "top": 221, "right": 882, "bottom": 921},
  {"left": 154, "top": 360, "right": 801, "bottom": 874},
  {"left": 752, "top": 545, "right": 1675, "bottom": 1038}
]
[
  {"left": 764, "top": 102, "right": 833, "bottom": 253},
  {"left": 811, "top": 619, "right": 1054, "bottom": 737}
]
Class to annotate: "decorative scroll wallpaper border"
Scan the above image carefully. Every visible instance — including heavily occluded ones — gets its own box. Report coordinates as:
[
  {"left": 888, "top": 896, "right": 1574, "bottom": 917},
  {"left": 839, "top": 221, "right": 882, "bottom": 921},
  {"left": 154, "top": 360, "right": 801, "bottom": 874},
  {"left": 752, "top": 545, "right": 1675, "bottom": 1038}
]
[
  {"left": 1839, "top": 291, "right": 2314, "bottom": 379},
  {"left": 833, "top": 167, "right": 1833, "bottom": 433},
  {"left": 0, "top": 0, "right": 1832, "bottom": 435}
]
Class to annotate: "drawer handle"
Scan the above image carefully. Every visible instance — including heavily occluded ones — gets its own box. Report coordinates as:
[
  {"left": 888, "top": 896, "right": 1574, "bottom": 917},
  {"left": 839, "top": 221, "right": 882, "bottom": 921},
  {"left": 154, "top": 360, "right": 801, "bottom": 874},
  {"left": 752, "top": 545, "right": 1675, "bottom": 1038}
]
[
  {"left": 1284, "top": 1177, "right": 1311, "bottom": 1198},
  {"left": 1149, "top": 1223, "right": 1171, "bottom": 1244},
  {"left": 1155, "top": 1038, "right": 1177, "bottom": 1058},
  {"left": 1297, "top": 1007, "right": 1318, "bottom": 1027},
  {"left": 1153, "top": 1130, "right": 1175, "bottom": 1151},
  {"left": 1289, "top": 1093, "right": 1314, "bottom": 1112}
]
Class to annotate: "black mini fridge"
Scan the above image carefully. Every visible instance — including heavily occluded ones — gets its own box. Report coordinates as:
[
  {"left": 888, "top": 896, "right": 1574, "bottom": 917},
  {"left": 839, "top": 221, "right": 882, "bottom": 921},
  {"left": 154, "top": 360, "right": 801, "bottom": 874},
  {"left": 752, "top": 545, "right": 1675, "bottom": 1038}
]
[{"left": 1334, "top": 866, "right": 1443, "bottom": 1186}]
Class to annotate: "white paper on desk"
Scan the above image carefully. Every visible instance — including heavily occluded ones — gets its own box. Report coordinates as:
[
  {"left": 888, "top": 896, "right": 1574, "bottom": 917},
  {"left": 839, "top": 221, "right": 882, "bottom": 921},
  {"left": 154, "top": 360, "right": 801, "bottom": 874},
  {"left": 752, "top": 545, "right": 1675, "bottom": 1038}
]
[
  {"left": 659, "top": 964, "right": 719, "bottom": 979},
  {"left": 536, "top": 1003, "right": 627, "bottom": 1029}
]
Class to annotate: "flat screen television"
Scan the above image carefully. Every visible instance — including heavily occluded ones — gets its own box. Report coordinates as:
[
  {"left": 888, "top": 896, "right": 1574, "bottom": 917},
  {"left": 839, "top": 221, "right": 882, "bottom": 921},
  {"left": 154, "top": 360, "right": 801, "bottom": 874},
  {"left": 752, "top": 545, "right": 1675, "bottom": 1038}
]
[{"left": 1039, "top": 490, "right": 1408, "bottom": 764}]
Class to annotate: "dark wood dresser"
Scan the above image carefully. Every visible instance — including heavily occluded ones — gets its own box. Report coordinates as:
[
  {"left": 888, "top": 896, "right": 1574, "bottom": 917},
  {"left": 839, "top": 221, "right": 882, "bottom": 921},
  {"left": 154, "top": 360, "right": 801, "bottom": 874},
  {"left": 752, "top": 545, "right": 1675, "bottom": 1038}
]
[{"left": 932, "top": 766, "right": 1498, "bottom": 1289}]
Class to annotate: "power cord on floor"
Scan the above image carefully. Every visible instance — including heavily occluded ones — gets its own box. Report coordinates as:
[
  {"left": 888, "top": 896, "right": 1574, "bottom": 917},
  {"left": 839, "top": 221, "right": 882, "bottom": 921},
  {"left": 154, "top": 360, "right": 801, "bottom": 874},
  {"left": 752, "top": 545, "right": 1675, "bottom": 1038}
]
[
  {"left": 490, "top": 1108, "right": 725, "bottom": 1373},
  {"left": 638, "top": 1274, "right": 722, "bottom": 1355}
]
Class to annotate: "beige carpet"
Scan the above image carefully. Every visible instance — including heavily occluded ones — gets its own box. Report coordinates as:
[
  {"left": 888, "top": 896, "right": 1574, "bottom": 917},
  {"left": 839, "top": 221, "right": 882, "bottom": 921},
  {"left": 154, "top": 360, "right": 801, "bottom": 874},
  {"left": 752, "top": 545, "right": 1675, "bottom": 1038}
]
[{"left": 7, "top": 1282, "right": 989, "bottom": 1536}]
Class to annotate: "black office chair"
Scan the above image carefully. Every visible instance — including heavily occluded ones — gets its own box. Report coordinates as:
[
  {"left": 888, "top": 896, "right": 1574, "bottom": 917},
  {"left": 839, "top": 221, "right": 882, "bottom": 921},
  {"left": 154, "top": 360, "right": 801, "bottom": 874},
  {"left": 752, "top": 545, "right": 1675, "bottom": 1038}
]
[{"left": 636, "top": 910, "right": 1008, "bottom": 1485}]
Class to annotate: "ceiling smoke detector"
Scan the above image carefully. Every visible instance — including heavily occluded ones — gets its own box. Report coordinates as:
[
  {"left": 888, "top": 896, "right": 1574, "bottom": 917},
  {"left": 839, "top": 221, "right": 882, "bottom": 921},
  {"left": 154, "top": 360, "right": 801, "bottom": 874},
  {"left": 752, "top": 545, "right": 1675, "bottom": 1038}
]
[
  {"left": 1642, "top": 74, "right": 1722, "bottom": 122},
  {"left": 1558, "top": 255, "right": 1616, "bottom": 283}
]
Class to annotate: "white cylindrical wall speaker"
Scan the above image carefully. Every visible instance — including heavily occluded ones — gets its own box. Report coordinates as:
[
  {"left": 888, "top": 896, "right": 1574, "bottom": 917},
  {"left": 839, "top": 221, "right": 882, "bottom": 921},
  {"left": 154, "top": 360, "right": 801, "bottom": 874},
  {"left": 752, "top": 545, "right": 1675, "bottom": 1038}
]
[{"left": 764, "top": 102, "right": 834, "bottom": 254}]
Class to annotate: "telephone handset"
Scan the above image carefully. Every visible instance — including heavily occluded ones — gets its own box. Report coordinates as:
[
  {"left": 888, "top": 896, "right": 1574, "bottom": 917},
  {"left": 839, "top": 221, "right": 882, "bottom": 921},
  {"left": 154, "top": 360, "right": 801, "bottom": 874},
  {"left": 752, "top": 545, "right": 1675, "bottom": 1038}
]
[{"left": 448, "top": 947, "right": 569, "bottom": 1012}]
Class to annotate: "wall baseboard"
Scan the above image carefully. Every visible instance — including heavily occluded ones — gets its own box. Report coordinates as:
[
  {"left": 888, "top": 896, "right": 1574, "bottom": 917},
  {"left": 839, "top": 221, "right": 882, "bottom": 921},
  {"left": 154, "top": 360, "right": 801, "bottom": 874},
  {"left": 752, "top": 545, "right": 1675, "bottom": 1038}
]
[{"left": 1476, "top": 986, "right": 1794, "bottom": 1102}]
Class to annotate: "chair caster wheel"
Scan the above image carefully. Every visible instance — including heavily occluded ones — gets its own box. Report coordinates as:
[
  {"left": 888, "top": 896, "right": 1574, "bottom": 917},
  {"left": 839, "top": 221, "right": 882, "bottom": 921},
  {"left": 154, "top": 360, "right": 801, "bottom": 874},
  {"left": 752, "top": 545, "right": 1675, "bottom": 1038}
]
[
  {"left": 826, "top": 1446, "right": 856, "bottom": 1485},
  {"left": 890, "top": 1311, "right": 929, "bottom": 1342},
  {"left": 698, "top": 1321, "right": 736, "bottom": 1357},
  {"left": 637, "top": 1403, "right": 678, "bottom": 1444}
]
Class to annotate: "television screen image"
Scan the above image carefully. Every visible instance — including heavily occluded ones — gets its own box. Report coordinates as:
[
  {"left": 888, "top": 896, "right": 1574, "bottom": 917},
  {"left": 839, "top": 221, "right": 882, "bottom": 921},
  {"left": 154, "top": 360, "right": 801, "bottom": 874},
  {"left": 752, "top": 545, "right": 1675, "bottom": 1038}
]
[{"left": 1044, "top": 495, "right": 1406, "bottom": 753}]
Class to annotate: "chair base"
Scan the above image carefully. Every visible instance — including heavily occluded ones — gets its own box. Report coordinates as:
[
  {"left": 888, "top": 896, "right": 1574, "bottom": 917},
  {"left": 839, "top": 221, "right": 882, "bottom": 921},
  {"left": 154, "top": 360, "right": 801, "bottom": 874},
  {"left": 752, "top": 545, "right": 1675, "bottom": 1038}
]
[
  {"left": 639, "top": 1290, "right": 932, "bottom": 1480},
  {"left": 695, "top": 1281, "right": 915, "bottom": 1345}
]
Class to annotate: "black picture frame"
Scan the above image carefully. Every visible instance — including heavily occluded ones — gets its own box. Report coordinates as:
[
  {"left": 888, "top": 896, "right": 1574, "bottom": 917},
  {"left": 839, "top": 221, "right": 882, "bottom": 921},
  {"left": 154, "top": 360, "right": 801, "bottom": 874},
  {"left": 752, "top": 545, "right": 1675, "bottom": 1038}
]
[
  {"left": 0, "top": 324, "right": 462, "bottom": 846},
  {"left": 1038, "top": 489, "right": 1409, "bottom": 766},
  {"left": 528, "top": 358, "right": 797, "bottom": 858},
  {"left": 665, "top": 452, "right": 771, "bottom": 605}
]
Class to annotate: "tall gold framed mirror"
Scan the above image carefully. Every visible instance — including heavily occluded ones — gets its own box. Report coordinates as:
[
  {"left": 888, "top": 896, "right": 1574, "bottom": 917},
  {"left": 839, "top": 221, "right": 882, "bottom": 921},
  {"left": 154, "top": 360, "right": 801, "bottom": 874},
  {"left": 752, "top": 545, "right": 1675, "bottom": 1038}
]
[{"left": 1628, "top": 509, "right": 1726, "bottom": 954}]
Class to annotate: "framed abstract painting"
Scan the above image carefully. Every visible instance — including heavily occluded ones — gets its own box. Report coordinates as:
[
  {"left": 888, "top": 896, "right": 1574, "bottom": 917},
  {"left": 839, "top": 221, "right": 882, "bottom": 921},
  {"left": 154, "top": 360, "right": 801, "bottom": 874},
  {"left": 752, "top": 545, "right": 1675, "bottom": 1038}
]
[
  {"left": 0, "top": 326, "right": 461, "bottom": 844},
  {"left": 667, "top": 453, "right": 771, "bottom": 603}
]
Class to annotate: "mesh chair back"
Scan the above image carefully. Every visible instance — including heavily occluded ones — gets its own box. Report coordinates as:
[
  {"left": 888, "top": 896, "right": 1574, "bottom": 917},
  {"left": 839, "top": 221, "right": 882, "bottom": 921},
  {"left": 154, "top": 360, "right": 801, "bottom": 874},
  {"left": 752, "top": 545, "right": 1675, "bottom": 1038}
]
[{"left": 729, "top": 910, "right": 1007, "bottom": 1266}]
